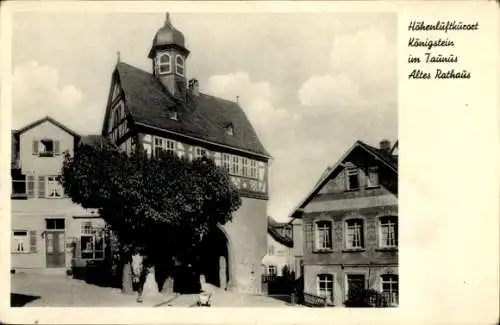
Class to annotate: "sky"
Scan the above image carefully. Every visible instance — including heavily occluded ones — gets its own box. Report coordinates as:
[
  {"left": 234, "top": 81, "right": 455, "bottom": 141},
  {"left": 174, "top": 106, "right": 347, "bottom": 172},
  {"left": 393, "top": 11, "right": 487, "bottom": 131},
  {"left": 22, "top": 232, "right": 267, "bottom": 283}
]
[{"left": 11, "top": 12, "right": 397, "bottom": 222}]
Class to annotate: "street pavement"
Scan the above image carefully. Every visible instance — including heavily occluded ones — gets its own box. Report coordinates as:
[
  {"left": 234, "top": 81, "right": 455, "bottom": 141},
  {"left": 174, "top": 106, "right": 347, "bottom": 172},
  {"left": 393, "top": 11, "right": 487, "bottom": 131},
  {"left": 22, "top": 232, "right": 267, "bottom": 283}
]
[{"left": 11, "top": 270, "right": 290, "bottom": 307}]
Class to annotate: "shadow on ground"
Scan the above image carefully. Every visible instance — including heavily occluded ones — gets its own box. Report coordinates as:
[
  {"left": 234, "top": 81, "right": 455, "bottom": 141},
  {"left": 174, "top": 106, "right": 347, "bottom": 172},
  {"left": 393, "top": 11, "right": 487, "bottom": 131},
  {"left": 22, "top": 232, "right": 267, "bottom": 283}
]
[{"left": 11, "top": 293, "right": 41, "bottom": 307}]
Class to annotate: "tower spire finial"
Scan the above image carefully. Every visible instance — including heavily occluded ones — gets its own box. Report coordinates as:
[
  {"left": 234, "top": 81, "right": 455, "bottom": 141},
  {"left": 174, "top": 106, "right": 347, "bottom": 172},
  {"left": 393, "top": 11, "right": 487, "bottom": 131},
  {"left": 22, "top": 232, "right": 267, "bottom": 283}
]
[
  {"left": 164, "top": 12, "right": 171, "bottom": 26},
  {"left": 116, "top": 51, "right": 121, "bottom": 63}
]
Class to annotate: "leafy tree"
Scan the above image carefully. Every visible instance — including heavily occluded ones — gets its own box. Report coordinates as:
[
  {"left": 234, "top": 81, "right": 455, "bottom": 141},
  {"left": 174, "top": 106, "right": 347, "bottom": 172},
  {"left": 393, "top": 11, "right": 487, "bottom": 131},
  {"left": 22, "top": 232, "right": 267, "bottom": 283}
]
[{"left": 60, "top": 140, "right": 241, "bottom": 293}]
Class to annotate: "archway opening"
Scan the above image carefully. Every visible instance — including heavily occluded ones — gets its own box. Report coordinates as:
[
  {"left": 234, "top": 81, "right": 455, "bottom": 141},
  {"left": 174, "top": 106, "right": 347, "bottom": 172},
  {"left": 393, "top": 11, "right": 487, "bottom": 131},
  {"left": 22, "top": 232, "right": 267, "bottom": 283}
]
[{"left": 197, "top": 227, "right": 229, "bottom": 289}]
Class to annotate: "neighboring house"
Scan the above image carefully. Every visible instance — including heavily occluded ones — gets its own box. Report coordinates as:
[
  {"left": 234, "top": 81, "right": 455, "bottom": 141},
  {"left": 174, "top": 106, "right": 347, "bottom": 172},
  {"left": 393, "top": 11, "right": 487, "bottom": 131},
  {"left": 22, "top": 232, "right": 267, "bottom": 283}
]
[
  {"left": 288, "top": 140, "right": 398, "bottom": 306},
  {"left": 262, "top": 216, "right": 293, "bottom": 280},
  {"left": 98, "top": 13, "right": 271, "bottom": 294},
  {"left": 10, "top": 116, "right": 101, "bottom": 271}
]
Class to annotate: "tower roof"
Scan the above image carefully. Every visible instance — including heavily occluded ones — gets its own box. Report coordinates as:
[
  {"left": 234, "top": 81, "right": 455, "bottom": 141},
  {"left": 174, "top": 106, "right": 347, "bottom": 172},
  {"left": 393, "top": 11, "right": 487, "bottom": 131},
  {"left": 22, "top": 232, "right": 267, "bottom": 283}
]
[{"left": 148, "top": 13, "right": 188, "bottom": 58}]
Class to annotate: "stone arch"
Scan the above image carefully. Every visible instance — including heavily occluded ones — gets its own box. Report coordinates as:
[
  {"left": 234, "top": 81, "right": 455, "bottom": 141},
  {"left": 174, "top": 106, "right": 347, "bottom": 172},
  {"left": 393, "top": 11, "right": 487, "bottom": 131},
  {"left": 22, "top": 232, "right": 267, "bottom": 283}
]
[{"left": 197, "top": 225, "right": 233, "bottom": 290}]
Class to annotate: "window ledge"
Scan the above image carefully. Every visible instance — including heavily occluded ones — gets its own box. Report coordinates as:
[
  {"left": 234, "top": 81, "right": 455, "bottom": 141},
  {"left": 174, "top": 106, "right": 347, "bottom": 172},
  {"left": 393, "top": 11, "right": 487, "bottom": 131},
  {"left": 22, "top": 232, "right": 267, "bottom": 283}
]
[
  {"left": 376, "top": 247, "right": 398, "bottom": 252},
  {"left": 342, "top": 248, "right": 366, "bottom": 253},
  {"left": 313, "top": 249, "right": 333, "bottom": 254}
]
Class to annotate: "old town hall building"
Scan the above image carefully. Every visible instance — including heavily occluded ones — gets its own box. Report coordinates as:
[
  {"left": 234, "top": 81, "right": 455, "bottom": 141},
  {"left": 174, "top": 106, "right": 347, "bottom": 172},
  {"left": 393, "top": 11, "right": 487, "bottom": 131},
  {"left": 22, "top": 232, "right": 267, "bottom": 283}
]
[{"left": 100, "top": 13, "right": 271, "bottom": 294}]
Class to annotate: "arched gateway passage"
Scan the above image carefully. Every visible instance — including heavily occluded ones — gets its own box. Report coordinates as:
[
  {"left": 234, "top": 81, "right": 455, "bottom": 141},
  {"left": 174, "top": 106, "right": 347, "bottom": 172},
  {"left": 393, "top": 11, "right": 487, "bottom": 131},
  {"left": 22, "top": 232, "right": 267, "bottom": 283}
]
[
  {"left": 197, "top": 226, "right": 230, "bottom": 289},
  {"left": 171, "top": 226, "right": 231, "bottom": 293}
]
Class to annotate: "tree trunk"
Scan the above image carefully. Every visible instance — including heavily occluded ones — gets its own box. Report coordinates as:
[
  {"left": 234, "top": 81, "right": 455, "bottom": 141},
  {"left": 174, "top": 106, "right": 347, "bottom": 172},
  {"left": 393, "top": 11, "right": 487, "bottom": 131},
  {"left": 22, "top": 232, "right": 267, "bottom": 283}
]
[
  {"left": 122, "top": 262, "right": 133, "bottom": 294},
  {"left": 142, "top": 266, "right": 160, "bottom": 297}
]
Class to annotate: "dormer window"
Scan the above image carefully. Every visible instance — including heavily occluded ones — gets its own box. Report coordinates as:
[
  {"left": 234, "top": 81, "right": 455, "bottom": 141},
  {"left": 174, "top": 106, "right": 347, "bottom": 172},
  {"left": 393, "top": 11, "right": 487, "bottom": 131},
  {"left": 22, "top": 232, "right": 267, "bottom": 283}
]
[
  {"left": 175, "top": 55, "right": 185, "bottom": 76},
  {"left": 225, "top": 123, "right": 234, "bottom": 136},
  {"left": 158, "top": 53, "right": 171, "bottom": 74},
  {"left": 168, "top": 110, "right": 178, "bottom": 120}
]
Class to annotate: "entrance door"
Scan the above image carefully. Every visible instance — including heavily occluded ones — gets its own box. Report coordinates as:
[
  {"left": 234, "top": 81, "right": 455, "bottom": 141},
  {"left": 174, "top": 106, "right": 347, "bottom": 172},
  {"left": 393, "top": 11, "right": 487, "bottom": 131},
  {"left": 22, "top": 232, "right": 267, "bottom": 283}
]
[
  {"left": 46, "top": 231, "right": 65, "bottom": 268},
  {"left": 346, "top": 274, "right": 366, "bottom": 299}
]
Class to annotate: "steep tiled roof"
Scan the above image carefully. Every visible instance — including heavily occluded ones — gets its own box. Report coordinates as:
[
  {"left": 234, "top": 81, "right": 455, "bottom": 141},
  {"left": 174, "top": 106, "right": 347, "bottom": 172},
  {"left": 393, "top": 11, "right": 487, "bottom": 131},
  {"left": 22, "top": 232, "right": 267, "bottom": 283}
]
[
  {"left": 287, "top": 140, "right": 398, "bottom": 220},
  {"left": 267, "top": 216, "right": 293, "bottom": 248},
  {"left": 15, "top": 116, "right": 80, "bottom": 138},
  {"left": 115, "top": 62, "right": 270, "bottom": 158},
  {"left": 358, "top": 141, "right": 398, "bottom": 171}
]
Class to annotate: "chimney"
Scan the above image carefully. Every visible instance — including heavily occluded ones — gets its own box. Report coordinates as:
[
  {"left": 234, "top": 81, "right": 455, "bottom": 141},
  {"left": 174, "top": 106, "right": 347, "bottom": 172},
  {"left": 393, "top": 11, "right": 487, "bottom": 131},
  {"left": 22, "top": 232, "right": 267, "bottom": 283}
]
[
  {"left": 188, "top": 78, "right": 199, "bottom": 96},
  {"left": 379, "top": 139, "right": 391, "bottom": 152}
]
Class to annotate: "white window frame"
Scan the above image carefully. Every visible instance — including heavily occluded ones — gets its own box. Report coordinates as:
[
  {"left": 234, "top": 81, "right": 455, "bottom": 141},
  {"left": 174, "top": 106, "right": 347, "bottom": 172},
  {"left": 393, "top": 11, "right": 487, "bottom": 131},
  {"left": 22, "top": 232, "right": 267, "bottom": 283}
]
[
  {"left": 380, "top": 274, "right": 399, "bottom": 305},
  {"left": 195, "top": 147, "right": 207, "bottom": 159},
  {"left": 241, "top": 158, "right": 249, "bottom": 177},
  {"left": 379, "top": 216, "right": 398, "bottom": 248},
  {"left": 345, "top": 167, "right": 360, "bottom": 191},
  {"left": 317, "top": 274, "right": 334, "bottom": 304},
  {"left": 12, "top": 230, "right": 29, "bottom": 253},
  {"left": 175, "top": 55, "right": 185, "bottom": 76},
  {"left": 222, "top": 154, "right": 231, "bottom": 172},
  {"left": 267, "top": 265, "right": 277, "bottom": 276},
  {"left": 231, "top": 156, "right": 240, "bottom": 176},
  {"left": 158, "top": 53, "right": 171, "bottom": 74},
  {"left": 80, "top": 222, "right": 105, "bottom": 260},
  {"left": 250, "top": 160, "right": 257, "bottom": 179},
  {"left": 314, "top": 220, "right": 332, "bottom": 250},
  {"left": 153, "top": 136, "right": 176, "bottom": 157},
  {"left": 45, "top": 176, "right": 64, "bottom": 199},
  {"left": 345, "top": 218, "right": 364, "bottom": 249}
]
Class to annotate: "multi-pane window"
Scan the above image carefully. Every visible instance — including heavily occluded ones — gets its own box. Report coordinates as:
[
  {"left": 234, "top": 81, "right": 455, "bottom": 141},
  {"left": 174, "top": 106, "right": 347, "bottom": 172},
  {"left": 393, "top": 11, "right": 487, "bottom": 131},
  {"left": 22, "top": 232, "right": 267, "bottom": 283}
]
[
  {"left": 175, "top": 55, "right": 185, "bottom": 76},
  {"left": 381, "top": 274, "right": 399, "bottom": 305},
  {"left": 222, "top": 154, "right": 230, "bottom": 172},
  {"left": 195, "top": 147, "right": 207, "bottom": 159},
  {"left": 317, "top": 274, "right": 334, "bottom": 303},
  {"left": 46, "top": 176, "right": 64, "bottom": 198},
  {"left": 315, "top": 221, "right": 332, "bottom": 250},
  {"left": 158, "top": 53, "right": 171, "bottom": 74},
  {"left": 80, "top": 222, "right": 104, "bottom": 260},
  {"left": 231, "top": 156, "right": 240, "bottom": 175},
  {"left": 241, "top": 158, "right": 249, "bottom": 177},
  {"left": 366, "top": 166, "right": 379, "bottom": 187},
  {"left": 345, "top": 167, "right": 359, "bottom": 190},
  {"left": 267, "top": 245, "right": 275, "bottom": 256},
  {"left": 380, "top": 216, "right": 398, "bottom": 248},
  {"left": 267, "top": 265, "right": 277, "bottom": 276},
  {"left": 12, "top": 230, "right": 37, "bottom": 253},
  {"left": 12, "top": 231, "right": 28, "bottom": 253},
  {"left": 250, "top": 160, "right": 257, "bottom": 178},
  {"left": 345, "top": 219, "right": 364, "bottom": 249},
  {"left": 46, "top": 218, "right": 65, "bottom": 230},
  {"left": 153, "top": 137, "right": 176, "bottom": 157}
]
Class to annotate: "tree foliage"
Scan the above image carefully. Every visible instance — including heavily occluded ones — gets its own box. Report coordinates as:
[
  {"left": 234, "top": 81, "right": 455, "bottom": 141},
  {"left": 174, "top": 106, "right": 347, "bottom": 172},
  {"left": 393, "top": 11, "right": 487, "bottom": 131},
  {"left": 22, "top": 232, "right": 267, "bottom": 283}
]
[{"left": 60, "top": 141, "right": 241, "bottom": 264}]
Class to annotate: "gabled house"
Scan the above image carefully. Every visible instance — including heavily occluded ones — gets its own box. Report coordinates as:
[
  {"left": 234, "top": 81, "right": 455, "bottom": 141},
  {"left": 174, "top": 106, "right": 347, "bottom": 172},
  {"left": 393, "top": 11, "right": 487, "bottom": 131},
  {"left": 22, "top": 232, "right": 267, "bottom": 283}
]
[
  {"left": 10, "top": 116, "right": 101, "bottom": 270},
  {"left": 98, "top": 13, "right": 271, "bottom": 294},
  {"left": 289, "top": 140, "right": 398, "bottom": 306},
  {"left": 262, "top": 216, "right": 293, "bottom": 279}
]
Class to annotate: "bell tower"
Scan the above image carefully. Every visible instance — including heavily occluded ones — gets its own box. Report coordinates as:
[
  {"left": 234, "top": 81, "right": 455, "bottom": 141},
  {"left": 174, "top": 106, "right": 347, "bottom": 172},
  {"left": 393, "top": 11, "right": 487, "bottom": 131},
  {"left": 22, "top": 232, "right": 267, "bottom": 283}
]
[{"left": 148, "top": 13, "right": 190, "bottom": 99}]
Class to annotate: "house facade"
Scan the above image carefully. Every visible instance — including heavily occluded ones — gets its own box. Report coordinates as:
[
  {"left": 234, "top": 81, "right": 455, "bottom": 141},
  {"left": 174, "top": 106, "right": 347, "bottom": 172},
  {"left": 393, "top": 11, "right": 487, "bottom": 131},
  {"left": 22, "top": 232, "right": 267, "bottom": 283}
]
[
  {"left": 289, "top": 140, "right": 398, "bottom": 306},
  {"left": 261, "top": 217, "right": 293, "bottom": 279},
  {"left": 99, "top": 13, "right": 271, "bottom": 294},
  {"left": 10, "top": 116, "right": 103, "bottom": 271}
]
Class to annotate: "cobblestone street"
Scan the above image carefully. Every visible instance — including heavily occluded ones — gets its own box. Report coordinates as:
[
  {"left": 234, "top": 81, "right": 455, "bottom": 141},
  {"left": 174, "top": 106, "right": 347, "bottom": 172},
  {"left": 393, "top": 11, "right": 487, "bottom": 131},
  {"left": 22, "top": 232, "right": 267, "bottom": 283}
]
[{"left": 11, "top": 270, "right": 290, "bottom": 307}]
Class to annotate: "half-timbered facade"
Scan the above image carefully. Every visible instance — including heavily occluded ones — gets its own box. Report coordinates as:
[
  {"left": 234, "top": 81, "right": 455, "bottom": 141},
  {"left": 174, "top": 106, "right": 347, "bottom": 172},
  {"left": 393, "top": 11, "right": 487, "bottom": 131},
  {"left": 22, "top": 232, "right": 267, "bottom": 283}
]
[
  {"left": 99, "top": 13, "right": 271, "bottom": 294},
  {"left": 289, "top": 140, "right": 398, "bottom": 306}
]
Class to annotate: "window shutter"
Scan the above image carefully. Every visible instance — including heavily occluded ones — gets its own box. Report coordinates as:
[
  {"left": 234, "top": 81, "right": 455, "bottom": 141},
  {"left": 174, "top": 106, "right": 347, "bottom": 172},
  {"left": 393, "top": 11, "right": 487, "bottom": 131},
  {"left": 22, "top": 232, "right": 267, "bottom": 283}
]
[
  {"left": 76, "top": 236, "right": 82, "bottom": 259},
  {"left": 38, "top": 176, "right": 45, "bottom": 198},
  {"left": 27, "top": 175, "right": 35, "bottom": 198},
  {"left": 54, "top": 141, "right": 61, "bottom": 155},
  {"left": 29, "top": 231, "right": 37, "bottom": 253},
  {"left": 304, "top": 222, "right": 314, "bottom": 251},
  {"left": 32, "top": 140, "right": 39, "bottom": 155}
]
